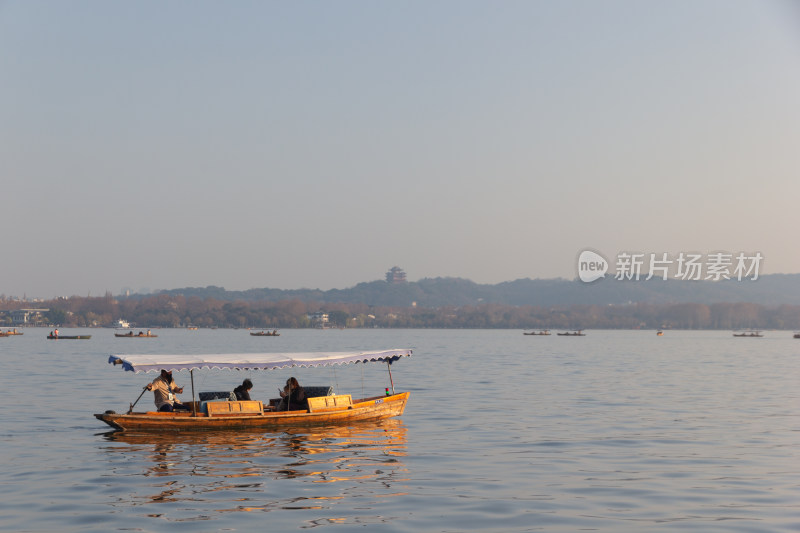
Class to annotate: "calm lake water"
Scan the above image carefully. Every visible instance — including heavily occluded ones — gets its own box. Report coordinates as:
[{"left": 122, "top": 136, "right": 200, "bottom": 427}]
[{"left": 0, "top": 328, "right": 798, "bottom": 532}]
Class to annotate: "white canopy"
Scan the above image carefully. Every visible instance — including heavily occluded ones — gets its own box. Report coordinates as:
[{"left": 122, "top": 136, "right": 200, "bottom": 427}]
[{"left": 108, "top": 349, "right": 412, "bottom": 373}]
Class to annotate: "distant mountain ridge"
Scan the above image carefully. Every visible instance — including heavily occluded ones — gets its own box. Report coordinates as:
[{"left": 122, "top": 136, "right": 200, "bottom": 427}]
[{"left": 155, "top": 274, "right": 800, "bottom": 307}]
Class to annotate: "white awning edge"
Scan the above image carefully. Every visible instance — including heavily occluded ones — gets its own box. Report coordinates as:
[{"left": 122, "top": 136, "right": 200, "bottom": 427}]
[{"left": 107, "top": 349, "right": 412, "bottom": 373}]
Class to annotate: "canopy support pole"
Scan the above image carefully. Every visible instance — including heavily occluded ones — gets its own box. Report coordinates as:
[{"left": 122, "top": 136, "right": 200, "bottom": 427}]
[
  {"left": 386, "top": 361, "right": 395, "bottom": 395},
  {"left": 190, "top": 370, "right": 197, "bottom": 417}
]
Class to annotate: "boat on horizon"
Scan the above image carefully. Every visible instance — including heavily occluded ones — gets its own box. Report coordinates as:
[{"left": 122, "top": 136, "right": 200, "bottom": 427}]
[
  {"left": 557, "top": 330, "right": 586, "bottom": 336},
  {"left": 115, "top": 330, "right": 158, "bottom": 338},
  {"left": 733, "top": 330, "right": 763, "bottom": 337},
  {"left": 523, "top": 329, "right": 550, "bottom": 336},
  {"left": 95, "top": 349, "right": 412, "bottom": 432},
  {"left": 250, "top": 330, "right": 280, "bottom": 336}
]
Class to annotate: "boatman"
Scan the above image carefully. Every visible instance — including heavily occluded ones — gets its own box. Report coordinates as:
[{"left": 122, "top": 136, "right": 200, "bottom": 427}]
[{"left": 146, "top": 369, "right": 190, "bottom": 412}]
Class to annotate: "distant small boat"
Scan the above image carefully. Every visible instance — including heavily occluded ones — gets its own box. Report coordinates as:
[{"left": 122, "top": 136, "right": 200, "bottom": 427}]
[
  {"left": 794, "top": 332, "right": 800, "bottom": 339},
  {"left": 657, "top": 331, "right": 664, "bottom": 336},
  {"left": 0, "top": 332, "right": 8, "bottom": 338},
  {"left": 250, "top": 330, "right": 280, "bottom": 336},
  {"left": 523, "top": 329, "right": 550, "bottom": 336},
  {"left": 47, "top": 335, "right": 92, "bottom": 340},
  {"left": 557, "top": 331, "right": 585, "bottom": 336},
  {"left": 186, "top": 326, "right": 198, "bottom": 330},
  {"left": 4, "top": 329, "right": 23, "bottom": 336},
  {"left": 115, "top": 331, "right": 157, "bottom": 338},
  {"left": 733, "top": 331, "right": 763, "bottom": 337}
]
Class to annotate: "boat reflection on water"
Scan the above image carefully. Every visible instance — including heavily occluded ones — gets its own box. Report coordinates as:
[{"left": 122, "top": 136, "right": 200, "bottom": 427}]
[{"left": 99, "top": 419, "right": 409, "bottom": 514}]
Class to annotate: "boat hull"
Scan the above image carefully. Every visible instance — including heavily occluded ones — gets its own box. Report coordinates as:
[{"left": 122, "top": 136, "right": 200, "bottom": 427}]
[
  {"left": 95, "top": 392, "right": 409, "bottom": 431},
  {"left": 47, "top": 335, "right": 92, "bottom": 339}
]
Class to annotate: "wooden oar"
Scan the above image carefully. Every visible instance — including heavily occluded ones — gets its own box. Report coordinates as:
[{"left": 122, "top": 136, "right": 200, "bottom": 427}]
[{"left": 128, "top": 386, "right": 148, "bottom": 414}]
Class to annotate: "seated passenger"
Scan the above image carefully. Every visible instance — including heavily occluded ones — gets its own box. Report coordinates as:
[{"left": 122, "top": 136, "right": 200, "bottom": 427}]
[
  {"left": 277, "top": 377, "right": 307, "bottom": 411},
  {"left": 233, "top": 378, "right": 253, "bottom": 401}
]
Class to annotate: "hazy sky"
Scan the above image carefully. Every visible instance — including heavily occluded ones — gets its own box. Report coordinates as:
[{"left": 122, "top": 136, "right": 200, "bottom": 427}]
[{"left": 2, "top": 1, "right": 799, "bottom": 297}]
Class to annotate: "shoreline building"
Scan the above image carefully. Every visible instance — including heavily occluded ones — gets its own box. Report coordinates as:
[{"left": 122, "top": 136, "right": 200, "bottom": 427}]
[
  {"left": 308, "top": 311, "right": 329, "bottom": 329},
  {"left": 1, "top": 309, "right": 49, "bottom": 325}
]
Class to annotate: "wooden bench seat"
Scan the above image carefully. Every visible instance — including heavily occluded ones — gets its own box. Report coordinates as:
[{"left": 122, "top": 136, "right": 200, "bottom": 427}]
[
  {"left": 206, "top": 400, "right": 264, "bottom": 416},
  {"left": 307, "top": 394, "right": 352, "bottom": 413}
]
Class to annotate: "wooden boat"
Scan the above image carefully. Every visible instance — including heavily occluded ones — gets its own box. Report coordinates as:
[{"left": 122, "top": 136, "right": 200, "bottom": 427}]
[
  {"left": 115, "top": 331, "right": 158, "bottom": 338},
  {"left": 794, "top": 333, "right": 800, "bottom": 339},
  {"left": 4, "top": 329, "right": 22, "bottom": 335},
  {"left": 95, "top": 349, "right": 412, "bottom": 432},
  {"left": 657, "top": 331, "right": 664, "bottom": 336},
  {"left": 523, "top": 330, "right": 550, "bottom": 336},
  {"left": 101, "top": 417, "right": 408, "bottom": 449},
  {"left": 250, "top": 330, "right": 280, "bottom": 336},
  {"left": 557, "top": 331, "right": 585, "bottom": 336},
  {"left": 47, "top": 334, "right": 92, "bottom": 339},
  {"left": 0, "top": 332, "right": 8, "bottom": 337}
]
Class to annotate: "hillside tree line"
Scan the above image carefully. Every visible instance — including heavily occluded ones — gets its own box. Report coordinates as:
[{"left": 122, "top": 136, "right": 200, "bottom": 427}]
[{"left": 2, "top": 293, "right": 800, "bottom": 330}]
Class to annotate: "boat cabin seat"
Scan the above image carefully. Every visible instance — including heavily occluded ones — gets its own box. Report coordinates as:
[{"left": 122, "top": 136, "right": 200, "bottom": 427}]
[
  {"left": 199, "top": 391, "right": 237, "bottom": 401},
  {"left": 205, "top": 400, "right": 264, "bottom": 416},
  {"left": 303, "top": 386, "right": 334, "bottom": 398},
  {"left": 307, "top": 394, "right": 353, "bottom": 412}
]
